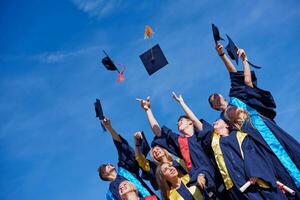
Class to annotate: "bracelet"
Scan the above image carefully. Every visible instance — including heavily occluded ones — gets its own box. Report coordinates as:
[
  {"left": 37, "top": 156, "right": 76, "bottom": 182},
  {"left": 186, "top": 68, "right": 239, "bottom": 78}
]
[{"left": 219, "top": 52, "right": 225, "bottom": 57}]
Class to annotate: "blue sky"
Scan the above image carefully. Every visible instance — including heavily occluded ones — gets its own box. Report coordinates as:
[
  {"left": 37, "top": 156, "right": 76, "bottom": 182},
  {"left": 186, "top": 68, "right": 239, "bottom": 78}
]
[{"left": 0, "top": 0, "right": 299, "bottom": 199}]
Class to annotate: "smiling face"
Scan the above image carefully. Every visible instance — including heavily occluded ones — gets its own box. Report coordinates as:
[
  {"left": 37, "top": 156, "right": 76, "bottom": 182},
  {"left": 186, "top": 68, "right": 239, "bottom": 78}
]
[
  {"left": 160, "top": 163, "right": 178, "bottom": 181},
  {"left": 152, "top": 146, "right": 165, "bottom": 161},
  {"left": 213, "top": 119, "right": 229, "bottom": 135},
  {"left": 119, "top": 181, "right": 136, "bottom": 200},
  {"left": 209, "top": 93, "right": 228, "bottom": 111}
]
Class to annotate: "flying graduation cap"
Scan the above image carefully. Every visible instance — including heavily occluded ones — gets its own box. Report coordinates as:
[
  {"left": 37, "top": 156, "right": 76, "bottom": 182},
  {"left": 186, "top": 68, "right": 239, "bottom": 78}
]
[
  {"left": 94, "top": 98, "right": 106, "bottom": 131},
  {"left": 225, "top": 35, "right": 261, "bottom": 69},
  {"left": 101, "top": 51, "right": 125, "bottom": 82},
  {"left": 212, "top": 24, "right": 224, "bottom": 44},
  {"left": 140, "top": 44, "right": 168, "bottom": 75}
]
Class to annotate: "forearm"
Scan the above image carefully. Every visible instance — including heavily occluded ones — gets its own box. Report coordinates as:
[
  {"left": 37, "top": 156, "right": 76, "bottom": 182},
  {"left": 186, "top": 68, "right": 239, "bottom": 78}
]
[
  {"left": 146, "top": 109, "right": 161, "bottom": 136},
  {"left": 221, "top": 54, "right": 237, "bottom": 73},
  {"left": 179, "top": 101, "right": 203, "bottom": 131},
  {"left": 106, "top": 127, "right": 122, "bottom": 142},
  {"left": 243, "top": 60, "right": 253, "bottom": 87}
]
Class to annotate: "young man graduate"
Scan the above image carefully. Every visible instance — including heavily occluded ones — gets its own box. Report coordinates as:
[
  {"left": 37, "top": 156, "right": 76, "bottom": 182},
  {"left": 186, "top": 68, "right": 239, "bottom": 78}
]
[
  {"left": 97, "top": 117, "right": 157, "bottom": 200},
  {"left": 208, "top": 43, "right": 300, "bottom": 197},
  {"left": 137, "top": 94, "right": 227, "bottom": 199}
]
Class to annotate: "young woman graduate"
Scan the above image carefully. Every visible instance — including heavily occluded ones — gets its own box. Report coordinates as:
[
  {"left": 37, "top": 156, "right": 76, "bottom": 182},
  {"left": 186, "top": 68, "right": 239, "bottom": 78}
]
[
  {"left": 199, "top": 118, "right": 288, "bottom": 200},
  {"left": 208, "top": 44, "right": 300, "bottom": 197},
  {"left": 137, "top": 94, "right": 228, "bottom": 200},
  {"left": 133, "top": 131, "right": 188, "bottom": 191},
  {"left": 156, "top": 162, "right": 203, "bottom": 200},
  {"left": 119, "top": 181, "right": 158, "bottom": 200},
  {"left": 97, "top": 117, "right": 157, "bottom": 200}
]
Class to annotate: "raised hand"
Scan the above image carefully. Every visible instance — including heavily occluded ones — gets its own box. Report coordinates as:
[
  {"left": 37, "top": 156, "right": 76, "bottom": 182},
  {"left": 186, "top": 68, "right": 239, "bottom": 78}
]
[
  {"left": 215, "top": 42, "right": 224, "bottom": 56},
  {"left": 237, "top": 48, "right": 248, "bottom": 61},
  {"left": 133, "top": 131, "right": 143, "bottom": 144},
  {"left": 101, "top": 117, "right": 112, "bottom": 130},
  {"left": 172, "top": 91, "right": 184, "bottom": 103},
  {"left": 136, "top": 96, "right": 151, "bottom": 111}
]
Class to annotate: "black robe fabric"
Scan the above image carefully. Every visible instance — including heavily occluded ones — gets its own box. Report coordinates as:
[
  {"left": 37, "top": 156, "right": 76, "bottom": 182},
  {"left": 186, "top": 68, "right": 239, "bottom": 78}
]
[{"left": 108, "top": 136, "right": 156, "bottom": 200}]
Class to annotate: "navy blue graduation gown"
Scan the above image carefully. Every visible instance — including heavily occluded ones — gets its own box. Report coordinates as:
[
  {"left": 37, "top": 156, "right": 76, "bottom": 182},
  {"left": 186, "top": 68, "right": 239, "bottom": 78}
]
[
  {"left": 227, "top": 71, "right": 300, "bottom": 192},
  {"left": 228, "top": 71, "right": 277, "bottom": 120},
  {"left": 109, "top": 136, "right": 155, "bottom": 200},
  {"left": 176, "top": 182, "right": 198, "bottom": 200},
  {"left": 151, "top": 126, "right": 216, "bottom": 190},
  {"left": 200, "top": 122, "right": 287, "bottom": 200}
]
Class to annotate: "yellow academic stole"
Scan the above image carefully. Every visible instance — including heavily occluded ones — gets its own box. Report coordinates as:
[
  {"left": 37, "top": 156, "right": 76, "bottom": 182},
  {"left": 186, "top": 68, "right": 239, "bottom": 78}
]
[
  {"left": 211, "top": 131, "right": 269, "bottom": 190},
  {"left": 169, "top": 174, "right": 203, "bottom": 200}
]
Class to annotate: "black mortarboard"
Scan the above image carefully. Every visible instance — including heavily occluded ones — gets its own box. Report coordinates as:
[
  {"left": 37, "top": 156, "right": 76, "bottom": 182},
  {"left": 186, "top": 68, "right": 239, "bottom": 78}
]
[
  {"left": 94, "top": 98, "right": 106, "bottom": 131},
  {"left": 225, "top": 35, "right": 261, "bottom": 69},
  {"left": 139, "top": 44, "right": 168, "bottom": 76},
  {"left": 136, "top": 131, "right": 151, "bottom": 156},
  {"left": 212, "top": 24, "right": 224, "bottom": 44},
  {"left": 225, "top": 35, "right": 239, "bottom": 65},
  {"left": 101, "top": 51, "right": 125, "bottom": 82}
]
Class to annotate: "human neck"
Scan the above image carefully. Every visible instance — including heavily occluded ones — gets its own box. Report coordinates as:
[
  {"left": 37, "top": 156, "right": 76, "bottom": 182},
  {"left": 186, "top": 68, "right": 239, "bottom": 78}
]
[
  {"left": 124, "top": 192, "right": 139, "bottom": 200},
  {"left": 109, "top": 171, "right": 117, "bottom": 181},
  {"left": 170, "top": 177, "right": 181, "bottom": 189},
  {"left": 161, "top": 156, "right": 170, "bottom": 163},
  {"left": 182, "top": 128, "right": 194, "bottom": 137},
  {"left": 220, "top": 102, "right": 229, "bottom": 111}
]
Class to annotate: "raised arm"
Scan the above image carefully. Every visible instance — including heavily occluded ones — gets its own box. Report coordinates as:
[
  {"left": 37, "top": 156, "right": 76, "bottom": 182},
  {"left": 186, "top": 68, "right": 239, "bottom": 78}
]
[
  {"left": 238, "top": 49, "right": 253, "bottom": 88},
  {"left": 216, "top": 42, "right": 237, "bottom": 73},
  {"left": 172, "top": 92, "right": 203, "bottom": 131},
  {"left": 137, "top": 97, "right": 161, "bottom": 137},
  {"left": 101, "top": 117, "right": 122, "bottom": 142}
]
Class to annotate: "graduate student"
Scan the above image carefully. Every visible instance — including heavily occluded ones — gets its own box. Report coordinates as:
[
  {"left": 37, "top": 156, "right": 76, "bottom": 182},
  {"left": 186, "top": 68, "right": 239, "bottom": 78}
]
[
  {"left": 97, "top": 117, "right": 156, "bottom": 200},
  {"left": 137, "top": 94, "right": 220, "bottom": 199},
  {"left": 201, "top": 118, "right": 288, "bottom": 200},
  {"left": 133, "top": 131, "right": 188, "bottom": 191},
  {"left": 119, "top": 181, "right": 158, "bottom": 200},
  {"left": 208, "top": 45, "right": 300, "bottom": 196},
  {"left": 156, "top": 162, "right": 203, "bottom": 200}
]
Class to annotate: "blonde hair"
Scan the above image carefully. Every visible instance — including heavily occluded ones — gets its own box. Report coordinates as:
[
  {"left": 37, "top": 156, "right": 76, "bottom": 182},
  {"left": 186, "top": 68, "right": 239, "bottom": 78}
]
[
  {"left": 151, "top": 146, "right": 173, "bottom": 165},
  {"left": 223, "top": 106, "right": 249, "bottom": 130},
  {"left": 155, "top": 162, "right": 172, "bottom": 200}
]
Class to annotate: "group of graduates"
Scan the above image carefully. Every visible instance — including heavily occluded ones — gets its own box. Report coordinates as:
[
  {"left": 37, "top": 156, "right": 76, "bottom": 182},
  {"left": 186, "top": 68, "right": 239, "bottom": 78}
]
[{"left": 96, "top": 41, "right": 300, "bottom": 200}]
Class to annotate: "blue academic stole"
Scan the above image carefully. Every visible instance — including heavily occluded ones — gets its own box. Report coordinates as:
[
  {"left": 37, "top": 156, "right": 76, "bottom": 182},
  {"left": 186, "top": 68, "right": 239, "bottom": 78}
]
[
  {"left": 118, "top": 167, "right": 151, "bottom": 197},
  {"left": 106, "top": 167, "right": 151, "bottom": 200},
  {"left": 230, "top": 97, "right": 300, "bottom": 187}
]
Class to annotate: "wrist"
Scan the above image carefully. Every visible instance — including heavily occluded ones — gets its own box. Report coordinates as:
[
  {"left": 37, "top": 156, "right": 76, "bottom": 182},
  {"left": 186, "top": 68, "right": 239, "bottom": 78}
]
[{"left": 219, "top": 52, "right": 225, "bottom": 57}]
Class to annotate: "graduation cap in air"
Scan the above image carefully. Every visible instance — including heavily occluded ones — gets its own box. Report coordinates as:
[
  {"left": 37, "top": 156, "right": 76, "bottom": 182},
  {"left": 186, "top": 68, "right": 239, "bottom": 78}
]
[
  {"left": 212, "top": 24, "right": 224, "bottom": 44},
  {"left": 136, "top": 131, "right": 151, "bottom": 156},
  {"left": 101, "top": 51, "right": 125, "bottom": 82},
  {"left": 225, "top": 35, "right": 261, "bottom": 69},
  {"left": 139, "top": 44, "right": 168, "bottom": 75},
  {"left": 94, "top": 98, "right": 106, "bottom": 131}
]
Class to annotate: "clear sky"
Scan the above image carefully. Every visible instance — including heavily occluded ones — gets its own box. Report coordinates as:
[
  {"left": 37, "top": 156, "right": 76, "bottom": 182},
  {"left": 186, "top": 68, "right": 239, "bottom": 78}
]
[{"left": 1, "top": 0, "right": 300, "bottom": 199}]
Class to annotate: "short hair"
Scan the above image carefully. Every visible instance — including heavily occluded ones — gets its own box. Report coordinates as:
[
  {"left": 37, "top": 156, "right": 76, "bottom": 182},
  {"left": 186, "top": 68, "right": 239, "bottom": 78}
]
[
  {"left": 98, "top": 164, "right": 110, "bottom": 181},
  {"left": 177, "top": 115, "right": 190, "bottom": 122},
  {"left": 208, "top": 93, "right": 216, "bottom": 108}
]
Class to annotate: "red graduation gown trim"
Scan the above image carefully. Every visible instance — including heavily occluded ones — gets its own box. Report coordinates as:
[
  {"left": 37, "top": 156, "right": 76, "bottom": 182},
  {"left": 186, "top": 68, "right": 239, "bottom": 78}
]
[{"left": 178, "top": 136, "right": 192, "bottom": 171}]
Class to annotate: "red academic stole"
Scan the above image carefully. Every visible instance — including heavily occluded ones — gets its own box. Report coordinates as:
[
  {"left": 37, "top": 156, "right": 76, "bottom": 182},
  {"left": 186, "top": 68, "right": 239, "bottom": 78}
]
[
  {"left": 178, "top": 136, "right": 192, "bottom": 171},
  {"left": 144, "top": 195, "right": 158, "bottom": 200}
]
